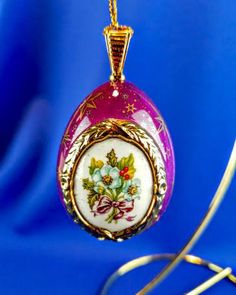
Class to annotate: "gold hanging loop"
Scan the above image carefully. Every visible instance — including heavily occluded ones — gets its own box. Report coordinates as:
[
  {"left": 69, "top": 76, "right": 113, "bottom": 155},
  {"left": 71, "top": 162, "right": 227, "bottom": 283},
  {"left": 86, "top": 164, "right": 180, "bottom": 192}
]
[
  {"left": 104, "top": 0, "right": 133, "bottom": 82},
  {"left": 109, "top": 0, "right": 118, "bottom": 27}
]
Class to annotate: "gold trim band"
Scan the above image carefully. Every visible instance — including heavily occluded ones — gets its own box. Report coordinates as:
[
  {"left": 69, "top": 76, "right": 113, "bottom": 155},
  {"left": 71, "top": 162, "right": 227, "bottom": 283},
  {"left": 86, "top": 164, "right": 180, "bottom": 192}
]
[{"left": 58, "top": 119, "right": 167, "bottom": 241}]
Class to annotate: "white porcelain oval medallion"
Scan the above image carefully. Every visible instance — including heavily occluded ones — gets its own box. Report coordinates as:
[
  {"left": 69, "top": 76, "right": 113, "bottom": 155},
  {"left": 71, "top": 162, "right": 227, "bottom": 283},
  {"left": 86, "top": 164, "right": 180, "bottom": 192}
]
[{"left": 73, "top": 138, "right": 154, "bottom": 232}]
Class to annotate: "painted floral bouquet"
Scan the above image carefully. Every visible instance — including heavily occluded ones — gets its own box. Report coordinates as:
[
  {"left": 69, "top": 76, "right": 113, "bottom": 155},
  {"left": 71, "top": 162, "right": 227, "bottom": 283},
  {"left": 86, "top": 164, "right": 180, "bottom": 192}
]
[{"left": 82, "top": 149, "right": 141, "bottom": 224}]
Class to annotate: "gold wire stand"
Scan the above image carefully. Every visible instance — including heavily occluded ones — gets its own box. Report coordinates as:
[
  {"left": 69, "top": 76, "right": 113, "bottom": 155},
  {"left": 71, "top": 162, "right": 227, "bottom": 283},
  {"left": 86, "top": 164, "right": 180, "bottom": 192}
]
[
  {"left": 100, "top": 140, "right": 236, "bottom": 294},
  {"left": 102, "top": 3, "right": 236, "bottom": 293}
]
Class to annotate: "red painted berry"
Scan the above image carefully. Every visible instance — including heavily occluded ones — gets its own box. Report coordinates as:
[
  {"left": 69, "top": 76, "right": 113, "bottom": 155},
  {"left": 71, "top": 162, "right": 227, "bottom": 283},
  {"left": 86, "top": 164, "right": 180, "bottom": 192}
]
[
  {"left": 124, "top": 174, "right": 130, "bottom": 180},
  {"left": 123, "top": 166, "right": 129, "bottom": 173},
  {"left": 119, "top": 170, "right": 125, "bottom": 176}
]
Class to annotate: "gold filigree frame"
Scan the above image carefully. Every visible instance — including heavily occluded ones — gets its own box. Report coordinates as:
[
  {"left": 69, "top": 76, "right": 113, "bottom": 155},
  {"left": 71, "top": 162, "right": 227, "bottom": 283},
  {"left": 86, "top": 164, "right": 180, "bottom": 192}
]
[{"left": 58, "top": 119, "right": 167, "bottom": 241}]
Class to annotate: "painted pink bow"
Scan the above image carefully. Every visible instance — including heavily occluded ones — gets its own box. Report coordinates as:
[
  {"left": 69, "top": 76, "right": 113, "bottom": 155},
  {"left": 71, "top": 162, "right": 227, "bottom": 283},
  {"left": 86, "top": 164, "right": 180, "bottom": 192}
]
[{"left": 94, "top": 196, "right": 134, "bottom": 220}]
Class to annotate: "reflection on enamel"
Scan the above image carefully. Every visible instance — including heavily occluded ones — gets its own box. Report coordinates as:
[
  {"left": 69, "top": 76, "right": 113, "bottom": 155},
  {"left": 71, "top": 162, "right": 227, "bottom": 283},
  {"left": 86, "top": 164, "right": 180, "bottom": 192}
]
[
  {"left": 72, "top": 116, "right": 91, "bottom": 142},
  {"left": 112, "top": 90, "right": 119, "bottom": 97},
  {"left": 132, "top": 110, "right": 166, "bottom": 160}
]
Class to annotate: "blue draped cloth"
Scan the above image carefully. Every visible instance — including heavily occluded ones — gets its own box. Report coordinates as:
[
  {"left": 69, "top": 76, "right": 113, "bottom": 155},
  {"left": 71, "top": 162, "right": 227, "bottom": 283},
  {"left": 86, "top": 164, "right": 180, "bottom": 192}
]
[{"left": 0, "top": 1, "right": 235, "bottom": 294}]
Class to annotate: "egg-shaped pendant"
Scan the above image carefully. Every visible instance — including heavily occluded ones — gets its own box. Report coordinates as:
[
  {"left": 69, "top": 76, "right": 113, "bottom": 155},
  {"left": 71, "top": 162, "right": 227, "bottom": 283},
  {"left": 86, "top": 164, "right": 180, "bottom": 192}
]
[{"left": 57, "top": 17, "right": 175, "bottom": 241}]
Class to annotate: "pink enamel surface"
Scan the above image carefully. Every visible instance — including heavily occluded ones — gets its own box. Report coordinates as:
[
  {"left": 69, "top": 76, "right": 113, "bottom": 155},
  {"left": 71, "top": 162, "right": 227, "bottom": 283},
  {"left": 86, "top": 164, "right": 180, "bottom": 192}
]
[{"left": 58, "top": 81, "right": 175, "bottom": 217}]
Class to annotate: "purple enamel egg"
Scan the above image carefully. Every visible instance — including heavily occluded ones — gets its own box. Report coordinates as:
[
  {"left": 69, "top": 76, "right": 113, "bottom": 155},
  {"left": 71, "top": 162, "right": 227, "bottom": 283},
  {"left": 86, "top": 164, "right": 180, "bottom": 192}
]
[{"left": 57, "top": 81, "right": 175, "bottom": 241}]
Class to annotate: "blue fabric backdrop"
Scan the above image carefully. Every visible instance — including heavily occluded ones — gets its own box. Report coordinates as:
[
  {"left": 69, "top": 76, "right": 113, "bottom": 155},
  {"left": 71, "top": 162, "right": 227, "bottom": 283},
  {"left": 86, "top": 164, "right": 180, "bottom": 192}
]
[{"left": 0, "top": 1, "right": 235, "bottom": 294}]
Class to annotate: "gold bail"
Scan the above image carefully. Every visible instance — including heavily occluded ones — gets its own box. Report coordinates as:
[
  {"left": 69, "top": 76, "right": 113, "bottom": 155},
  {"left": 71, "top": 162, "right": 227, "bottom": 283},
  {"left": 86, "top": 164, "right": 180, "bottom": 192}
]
[{"left": 104, "top": 25, "right": 133, "bottom": 82}]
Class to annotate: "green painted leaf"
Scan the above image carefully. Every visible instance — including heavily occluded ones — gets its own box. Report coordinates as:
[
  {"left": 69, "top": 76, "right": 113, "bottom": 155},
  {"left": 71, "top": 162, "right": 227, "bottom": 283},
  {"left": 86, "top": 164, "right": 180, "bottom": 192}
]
[
  {"left": 115, "top": 187, "right": 122, "bottom": 198},
  {"left": 82, "top": 178, "right": 94, "bottom": 190},
  {"left": 106, "top": 149, "right": 118, "bottom": 167},
  {"left": 117, "top": 153, "right": 135, "bottom": 171},
  {"left": 96, "top": 184, "right": 105, "bottom": 195},
  {"left": 126, "top": 167, "right": 136, "bottom": 179},
  {"left": 96, "top": 160, "right": 104, "bottom": 168},
  {"left": 128, "top": 153, "right": 134, "bottom": 166},
  {"left": 89, "top": 158, "right": 96, "bottom": 175},
  {"left": 87, "top": 191, "right": 99, "bottom": 209},
  {"left": 117, "top": 157, "right": 126, "bottom": 170},
  {"left": 89, "top": 158, "right": 104, "bottom": 175}
]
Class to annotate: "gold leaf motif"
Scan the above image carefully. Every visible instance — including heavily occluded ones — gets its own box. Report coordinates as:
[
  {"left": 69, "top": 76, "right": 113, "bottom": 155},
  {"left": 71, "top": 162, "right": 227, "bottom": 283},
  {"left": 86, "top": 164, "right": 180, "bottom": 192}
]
[
  {"left": 58, "top": 119, "right": 167, "bottom": 241},
  {"left": 125, "top": 103, "right": 137, "bottom": 113},
  {"left": 77, "top": 92, "right": 103, "bottom": 121}
]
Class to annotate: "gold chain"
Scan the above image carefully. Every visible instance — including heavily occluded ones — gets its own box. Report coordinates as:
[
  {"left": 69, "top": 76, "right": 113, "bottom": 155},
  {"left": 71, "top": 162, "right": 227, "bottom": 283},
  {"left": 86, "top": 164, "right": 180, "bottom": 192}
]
[
  {"left": 104, "top": 0, "right": 133, "bottom": 81},
  {"left": 109, "top": 0, "right": 118, "bottom": 26}
]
